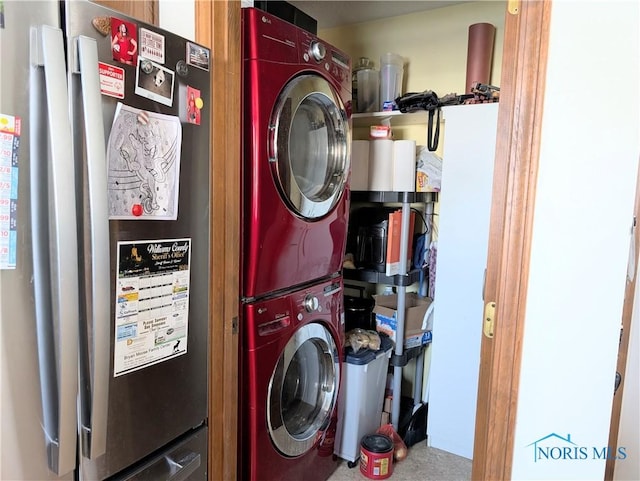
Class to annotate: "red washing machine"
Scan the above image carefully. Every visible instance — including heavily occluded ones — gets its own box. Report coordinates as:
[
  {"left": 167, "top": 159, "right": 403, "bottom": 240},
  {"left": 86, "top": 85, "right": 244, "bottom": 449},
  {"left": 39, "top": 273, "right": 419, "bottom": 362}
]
[
  {"left": 241, "top": 7, "right": 352, "bottom": 301},
  {"left": 239, "top": 277, "right": 344, "bottom": 481}
]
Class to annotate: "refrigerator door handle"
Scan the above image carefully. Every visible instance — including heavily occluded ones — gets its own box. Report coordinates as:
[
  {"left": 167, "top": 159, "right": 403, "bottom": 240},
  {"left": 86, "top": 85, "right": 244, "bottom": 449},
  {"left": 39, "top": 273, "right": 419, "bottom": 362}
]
[
  {"left": 75, "top": 34, "right": 110, "bottom": 461},
  {"left": 30, "top": 25, "right": 80, "bottom": 476}
]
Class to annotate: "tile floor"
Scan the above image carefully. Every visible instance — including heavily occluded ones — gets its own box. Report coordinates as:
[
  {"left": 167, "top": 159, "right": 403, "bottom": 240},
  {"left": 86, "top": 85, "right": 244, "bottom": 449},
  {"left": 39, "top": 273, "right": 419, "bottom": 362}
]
[{"left": 327, "top": 442, "right": 472, "bottom": 481}]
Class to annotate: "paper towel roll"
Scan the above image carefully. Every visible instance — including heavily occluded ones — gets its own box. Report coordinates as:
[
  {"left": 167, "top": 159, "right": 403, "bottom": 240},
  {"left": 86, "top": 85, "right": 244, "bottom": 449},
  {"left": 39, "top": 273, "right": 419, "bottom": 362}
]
[
  {"left": 368, "top": 139, "right": 394, "bottom": 191},
  {"left": 350, "top": 140, "right": 370, "bottom": 191},
  {"left": 392, "top": 140, "right": 416, "bottom": 192}
]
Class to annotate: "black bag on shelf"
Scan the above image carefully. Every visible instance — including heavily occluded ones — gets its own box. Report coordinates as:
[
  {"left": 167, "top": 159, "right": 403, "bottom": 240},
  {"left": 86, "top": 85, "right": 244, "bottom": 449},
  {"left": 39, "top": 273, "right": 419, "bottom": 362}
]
[{"left": 395, "top": 91, "right": 441, "bottom": 152}]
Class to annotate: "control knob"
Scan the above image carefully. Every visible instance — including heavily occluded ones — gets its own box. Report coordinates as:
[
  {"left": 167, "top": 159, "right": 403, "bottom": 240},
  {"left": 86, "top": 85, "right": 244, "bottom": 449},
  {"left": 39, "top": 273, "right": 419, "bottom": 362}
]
[
  {"left": 309, "top": 41, "right": 326, "bottom": 62},
  {"left": 304, "top": 295, "right": 319, "bottom": 312}
]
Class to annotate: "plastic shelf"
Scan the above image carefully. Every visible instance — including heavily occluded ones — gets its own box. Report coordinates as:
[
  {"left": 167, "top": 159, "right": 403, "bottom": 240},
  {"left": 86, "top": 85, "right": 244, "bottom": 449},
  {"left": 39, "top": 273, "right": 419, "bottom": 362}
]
[
  {"left": 343, "top": 266, "right": 426, "bottom": 287},
  {"left": 351, "top": 190, "right": 437, "bottom": 204},
  {"left": 351, "top": 110, "right": 429, "bottom": 128},
  {"left": 390, "top": 345, "right": 425, "bottom": 368}
]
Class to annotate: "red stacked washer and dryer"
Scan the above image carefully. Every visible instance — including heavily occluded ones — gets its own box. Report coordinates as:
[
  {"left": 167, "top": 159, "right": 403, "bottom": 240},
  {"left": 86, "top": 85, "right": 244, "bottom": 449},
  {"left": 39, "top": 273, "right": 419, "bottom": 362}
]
[{"left": 239, "top": 6, "right": 352, "bottom": 481}]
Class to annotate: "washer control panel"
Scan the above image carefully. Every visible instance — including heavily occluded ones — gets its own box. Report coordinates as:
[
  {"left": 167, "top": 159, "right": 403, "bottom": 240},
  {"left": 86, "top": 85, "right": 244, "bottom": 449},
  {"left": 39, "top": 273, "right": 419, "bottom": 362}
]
[
  {"left": 249, "top": 278, "right": 343, "bottom": 348},
  {"left": 304, "top": 294, "right": 320, "bottom": 312}
]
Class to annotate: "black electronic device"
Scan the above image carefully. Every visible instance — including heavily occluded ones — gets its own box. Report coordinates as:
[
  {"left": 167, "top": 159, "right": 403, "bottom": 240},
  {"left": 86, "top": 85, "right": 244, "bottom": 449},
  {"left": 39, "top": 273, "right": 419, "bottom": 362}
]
[
  {"left": 253, "top": 1, "right": 317, "bottom": 34},
  {"left": 347, "top": 207, "right": 397, "bottom": 273}
]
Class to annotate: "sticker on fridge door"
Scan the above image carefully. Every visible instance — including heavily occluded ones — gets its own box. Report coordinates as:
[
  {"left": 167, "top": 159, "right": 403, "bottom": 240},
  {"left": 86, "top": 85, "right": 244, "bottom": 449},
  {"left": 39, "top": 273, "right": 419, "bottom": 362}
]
[
  {"left": 98, "top": 62, "right": 125, "bottom": 99},
  {"left": 91, "top": 16, "right": 111, "bottom": 36},
  {"left": 186, "top": 86, "right": 202, "bottom": 125},
  {"left": 111, "top": 18, "right": 138, "bottom": 66},
  {"left": 106, "top": 102, "right": 182, "bottom": 220},
  {"left": 113, "top": 238, "right": 191, "bottom": 377},
  {"left": 135, "top": 58, "right": 175, "bottom": 107},
  {"left": 139, "top": 28, "right": 165, "bottom": 64},
  {"left": 0, "top": 113, "right": 20, "bottom": 270},
  {"left": 185, "top": 42, "right": 210, "bottom": 71}
]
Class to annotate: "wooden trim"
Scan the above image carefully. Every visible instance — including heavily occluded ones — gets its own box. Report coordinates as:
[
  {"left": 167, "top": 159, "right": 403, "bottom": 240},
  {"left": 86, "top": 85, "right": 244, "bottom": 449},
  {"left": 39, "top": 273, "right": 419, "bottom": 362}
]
[
  {"left": 194, "top": 1, "right": 241, "bottom": 480},
  {"left": 605, "top": 162, "right": 640, "bottom": 480},
  {"left": 93, "top": 0, "right": 157, "bottom": 25},
  {"left": 471, "top": 2, "right": 551, "bottom": 479}
]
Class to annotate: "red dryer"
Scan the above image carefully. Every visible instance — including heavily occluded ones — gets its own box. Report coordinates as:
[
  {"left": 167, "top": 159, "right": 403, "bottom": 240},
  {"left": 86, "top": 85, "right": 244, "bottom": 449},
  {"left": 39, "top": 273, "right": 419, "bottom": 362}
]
[
  {"left": 241, "top": 7, "right": 352, "bottom": 300},
  {"left": 239, "top": 277, "right": 344, "bottom": 481}
]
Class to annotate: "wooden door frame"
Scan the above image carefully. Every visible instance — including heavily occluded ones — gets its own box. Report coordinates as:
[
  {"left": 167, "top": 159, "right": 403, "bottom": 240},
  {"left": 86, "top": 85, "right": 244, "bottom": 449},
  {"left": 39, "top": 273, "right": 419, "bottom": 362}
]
[
  {"left": 604, "top": 163, "right": 640, "bottom": 480},
  {"left": 471, "top": 1, "right": 551, "bottom": 479},
  {"left": 194, "top": 1, "right": 241, "bottom": 480},
  {"left": 193, "top": 1, "right": 553, "bottom": 479}
]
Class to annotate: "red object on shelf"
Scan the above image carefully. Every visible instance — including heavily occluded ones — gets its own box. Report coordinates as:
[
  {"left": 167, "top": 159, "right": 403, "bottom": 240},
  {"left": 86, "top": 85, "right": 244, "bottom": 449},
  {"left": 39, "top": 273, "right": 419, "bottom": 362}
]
[{"left": 385, "top": 209, "right": 415, "bottom": 276}]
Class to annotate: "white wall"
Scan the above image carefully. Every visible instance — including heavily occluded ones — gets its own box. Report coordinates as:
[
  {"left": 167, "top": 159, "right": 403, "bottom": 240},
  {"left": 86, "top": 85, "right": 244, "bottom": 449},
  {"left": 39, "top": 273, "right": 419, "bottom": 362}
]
[
  {"left": 158, "top": 0, "right": 195, "bottom": 40},
  {"left": 511, "top": 1, "right": 639, "bottom": 480},
  {"left": 614, "top": 263, "right": 640, "bottom": 481}
]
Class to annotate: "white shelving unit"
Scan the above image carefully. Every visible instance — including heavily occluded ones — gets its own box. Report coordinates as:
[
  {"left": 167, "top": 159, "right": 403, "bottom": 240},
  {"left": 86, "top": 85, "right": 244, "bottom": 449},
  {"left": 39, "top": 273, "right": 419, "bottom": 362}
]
[
  {"left": 345, "top": 191, "right": 435, "bottom": 430},
  {"left": 347, "top": 110, "right": 439, "bottom": 430}
]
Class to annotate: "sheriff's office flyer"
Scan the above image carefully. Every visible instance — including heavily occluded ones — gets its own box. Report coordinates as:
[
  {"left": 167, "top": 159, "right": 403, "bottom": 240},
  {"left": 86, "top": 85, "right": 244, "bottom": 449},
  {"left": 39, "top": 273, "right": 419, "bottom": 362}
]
[{"left": 113, "top": 238, "right": 191, "bottom": 376}]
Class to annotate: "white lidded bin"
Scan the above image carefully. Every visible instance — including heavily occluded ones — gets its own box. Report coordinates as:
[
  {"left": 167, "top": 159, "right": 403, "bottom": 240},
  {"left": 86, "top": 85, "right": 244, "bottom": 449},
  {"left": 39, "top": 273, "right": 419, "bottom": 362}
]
[{"left": 334, "top": 335, "right": 393, "bottom": 466}]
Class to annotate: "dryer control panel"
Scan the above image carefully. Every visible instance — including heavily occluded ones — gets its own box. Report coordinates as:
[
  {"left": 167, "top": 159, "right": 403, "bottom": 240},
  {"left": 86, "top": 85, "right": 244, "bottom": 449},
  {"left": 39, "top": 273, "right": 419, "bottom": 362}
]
[
  {"left": 297, "top": 30, "right": 351, "bottom": 91},
  {"left": 243, "top": 7, "right": 351, "bottom": 93}
]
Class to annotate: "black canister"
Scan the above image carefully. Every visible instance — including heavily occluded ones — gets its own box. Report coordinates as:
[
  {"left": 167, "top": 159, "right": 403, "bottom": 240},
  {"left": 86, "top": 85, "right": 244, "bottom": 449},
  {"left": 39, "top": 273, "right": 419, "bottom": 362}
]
[{"left": 344, "top": 290, "right": 375, "bottom": 332}]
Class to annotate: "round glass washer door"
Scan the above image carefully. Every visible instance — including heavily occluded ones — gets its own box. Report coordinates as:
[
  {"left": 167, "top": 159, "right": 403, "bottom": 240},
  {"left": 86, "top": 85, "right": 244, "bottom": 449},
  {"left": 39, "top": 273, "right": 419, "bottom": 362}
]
[
  {"left": 269, "top": 74, "right": 350, "bottom": 220},
  {"left": 266, "top": 322, "right": 339, "bottom": 457}
]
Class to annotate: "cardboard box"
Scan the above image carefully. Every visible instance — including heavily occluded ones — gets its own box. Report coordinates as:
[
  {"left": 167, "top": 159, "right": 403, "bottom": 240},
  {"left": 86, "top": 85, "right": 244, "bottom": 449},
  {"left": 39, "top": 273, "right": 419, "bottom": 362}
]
[
  {"left": 380, "top": 411, "right": 390, "bottom": 427},
  {"left": 373, "top": 293, "right": 433, "bottom": 348},
  {"left": 415, "top": 145, "right": 442, "bottom": 192},
  {"left": 383, "top": 395, "right": 393, "bottom": 413}
]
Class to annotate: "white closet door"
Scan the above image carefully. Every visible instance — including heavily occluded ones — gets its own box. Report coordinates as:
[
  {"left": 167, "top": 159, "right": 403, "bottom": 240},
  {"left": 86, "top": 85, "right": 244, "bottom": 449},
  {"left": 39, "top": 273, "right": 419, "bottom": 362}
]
[{"left": 426, "top": 103, "right": 499, "bottom": 459}]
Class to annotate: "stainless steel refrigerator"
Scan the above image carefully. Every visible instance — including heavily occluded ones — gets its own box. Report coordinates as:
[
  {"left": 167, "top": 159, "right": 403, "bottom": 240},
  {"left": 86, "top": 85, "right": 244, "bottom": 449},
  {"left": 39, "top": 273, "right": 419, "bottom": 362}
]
[{"left": 0, "top": 1, "right": 210, "bottom": 479}]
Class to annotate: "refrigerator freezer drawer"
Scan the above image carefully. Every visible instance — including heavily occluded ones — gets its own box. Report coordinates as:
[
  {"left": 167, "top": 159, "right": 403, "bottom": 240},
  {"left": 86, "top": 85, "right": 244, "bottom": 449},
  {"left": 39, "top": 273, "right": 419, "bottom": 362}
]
[{"left": 115, "top": 425, "right": 208, "bottom": 481}]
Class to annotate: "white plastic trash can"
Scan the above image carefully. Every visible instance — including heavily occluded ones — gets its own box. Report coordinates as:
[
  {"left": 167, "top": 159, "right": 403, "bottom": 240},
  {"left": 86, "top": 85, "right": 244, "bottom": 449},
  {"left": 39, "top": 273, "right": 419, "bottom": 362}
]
[{"left": 334, "top": 335, "right": 393, "bottom": 467}]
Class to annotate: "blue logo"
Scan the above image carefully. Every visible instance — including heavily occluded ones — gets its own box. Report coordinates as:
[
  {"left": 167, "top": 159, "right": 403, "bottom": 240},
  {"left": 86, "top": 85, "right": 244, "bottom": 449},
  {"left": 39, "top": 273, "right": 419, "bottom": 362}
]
[{"left": 527, "top": 433, "right": 627, "bottom": 462}]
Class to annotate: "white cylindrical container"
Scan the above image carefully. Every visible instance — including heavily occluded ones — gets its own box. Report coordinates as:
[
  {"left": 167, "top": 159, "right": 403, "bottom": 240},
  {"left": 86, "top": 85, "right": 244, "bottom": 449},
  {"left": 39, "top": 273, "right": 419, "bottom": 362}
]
[
  {"left": 357, "top": 67, "right": 380, "bottom": 113},
  {"left": 379, "top": 53, "right": 404, "bottom": 110},
  {"left": 351, "top": 140, "right": 370, "bottom": 191},
  {"left": 392, "top": 140, "right": 417, "bottom": 192},
  {"left": 368, "top": 139, "right": 394, "bottom": 191},
  {"left": 353, "top": 57, "right": 375, "bottom": 113}
]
